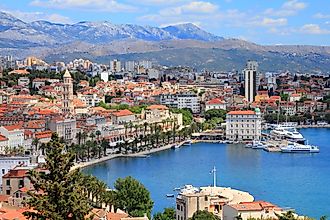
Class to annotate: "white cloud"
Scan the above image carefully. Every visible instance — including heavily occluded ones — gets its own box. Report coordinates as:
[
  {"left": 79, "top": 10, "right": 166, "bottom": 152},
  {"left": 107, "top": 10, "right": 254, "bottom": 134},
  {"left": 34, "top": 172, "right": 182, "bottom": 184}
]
[
  {"left": 282, "top": 0, "right": 306, "bottom": 10},
  {"left": 4, "top": 10, "right": 72, "bottom": 23},
  {"left": 314, "top": 13, "right": 330, "bottom": 19},
  {"left": 300, "top": 24, "right": 330, "bottom": 34},
  {"left": 255, "top": 17, "right": 288, "bottom": 27},
  {"left": 30, "top": 0, "right": 137, "bottom": 12},
  {"left": 264, "top": 0, "right": 307, "bottom": 17},
  {"left": 159, "top": 1, "right": 218, "bottom": 16}
]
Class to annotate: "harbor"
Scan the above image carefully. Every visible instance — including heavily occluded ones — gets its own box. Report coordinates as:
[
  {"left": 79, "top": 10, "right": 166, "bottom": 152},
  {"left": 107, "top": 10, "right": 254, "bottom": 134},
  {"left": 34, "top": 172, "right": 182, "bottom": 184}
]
[{"left": 83, "top": 128, "right": 330, "bottom": 218}]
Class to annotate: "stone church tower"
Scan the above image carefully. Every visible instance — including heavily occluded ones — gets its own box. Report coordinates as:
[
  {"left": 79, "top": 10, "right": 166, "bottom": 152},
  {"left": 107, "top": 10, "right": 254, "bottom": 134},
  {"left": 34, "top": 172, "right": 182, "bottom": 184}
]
[{"left": 62, "top": 69, "right": 74, "bottom": 115}]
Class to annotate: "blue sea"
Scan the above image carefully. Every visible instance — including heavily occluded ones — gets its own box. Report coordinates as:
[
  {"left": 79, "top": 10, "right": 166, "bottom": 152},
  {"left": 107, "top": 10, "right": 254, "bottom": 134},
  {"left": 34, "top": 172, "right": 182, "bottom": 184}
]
[{"left": 83, "top": 128, "right": 330, "bottom": 218}]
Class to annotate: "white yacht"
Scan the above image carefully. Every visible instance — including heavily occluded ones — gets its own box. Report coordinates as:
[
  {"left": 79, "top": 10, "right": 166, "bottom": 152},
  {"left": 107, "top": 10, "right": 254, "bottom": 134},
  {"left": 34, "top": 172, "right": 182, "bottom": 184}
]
[
  {"left": 281, "top": 142, "right": 320, "bottom": 153},
  {"left": 270, "top": 125, "right": 305, "bottom": 142},
  {"left": 251, "top": 141, "right": 265, "bottom": 149}
]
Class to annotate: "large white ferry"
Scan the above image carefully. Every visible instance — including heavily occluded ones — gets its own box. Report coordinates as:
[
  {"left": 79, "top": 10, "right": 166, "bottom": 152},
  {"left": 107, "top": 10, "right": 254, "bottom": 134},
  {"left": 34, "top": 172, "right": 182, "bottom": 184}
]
[{"left": 280, "top": 142, "right": 320, "bottom": 153}]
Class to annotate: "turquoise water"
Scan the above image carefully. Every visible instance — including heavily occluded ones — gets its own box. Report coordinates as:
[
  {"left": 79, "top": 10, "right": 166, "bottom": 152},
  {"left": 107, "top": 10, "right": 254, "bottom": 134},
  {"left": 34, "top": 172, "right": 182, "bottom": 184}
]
[{"left": 83, "top": 128, "right": 330, "bottom": 218}]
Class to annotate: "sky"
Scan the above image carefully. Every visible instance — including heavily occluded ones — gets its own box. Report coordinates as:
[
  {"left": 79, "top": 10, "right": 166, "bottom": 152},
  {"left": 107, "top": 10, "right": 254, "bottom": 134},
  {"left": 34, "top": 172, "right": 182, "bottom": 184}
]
[{"left": 1, "top": 0, "right": 330, "bottom": 45}]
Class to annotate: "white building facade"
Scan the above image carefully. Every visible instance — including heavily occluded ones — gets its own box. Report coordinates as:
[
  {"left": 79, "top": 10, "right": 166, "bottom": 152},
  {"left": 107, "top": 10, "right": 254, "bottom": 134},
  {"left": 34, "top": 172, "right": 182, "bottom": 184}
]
[{"left": 226, "top": 109, "right": 262, "bottom": 141}]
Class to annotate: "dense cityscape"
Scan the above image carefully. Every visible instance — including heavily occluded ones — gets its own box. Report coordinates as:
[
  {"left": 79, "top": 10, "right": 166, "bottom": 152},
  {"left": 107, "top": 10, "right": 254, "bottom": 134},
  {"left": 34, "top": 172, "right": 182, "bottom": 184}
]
[{"left": 1, "top": 0, "right": 330, "bottom": 219}]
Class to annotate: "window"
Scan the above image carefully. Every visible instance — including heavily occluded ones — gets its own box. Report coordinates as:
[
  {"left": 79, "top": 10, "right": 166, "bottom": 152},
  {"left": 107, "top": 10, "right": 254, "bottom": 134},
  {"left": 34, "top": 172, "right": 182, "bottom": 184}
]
[
  {"left": 205, "top": 195, "right": 208, "bottom": 201},
  {"left": 177, "top": 204, "right": 180, "bottom": 210},
  {"left": 19, "top": 179, "right": 24, "bottom": 188},
  {"left": 6, "top": 190, "right": 10, "bottom": 195},
  {"left": 6, "top": 179, "right": 10, "bottom": 186},
  {"left": 2, "top": 169, "right": 5, "bottom": 174}
]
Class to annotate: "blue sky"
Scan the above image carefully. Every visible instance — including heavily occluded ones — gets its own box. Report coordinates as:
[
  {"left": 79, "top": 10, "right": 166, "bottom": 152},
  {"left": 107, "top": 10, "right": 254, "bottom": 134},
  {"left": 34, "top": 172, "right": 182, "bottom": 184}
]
[{"left": 1, "top": 0, "right": 330, "bottom": 45}]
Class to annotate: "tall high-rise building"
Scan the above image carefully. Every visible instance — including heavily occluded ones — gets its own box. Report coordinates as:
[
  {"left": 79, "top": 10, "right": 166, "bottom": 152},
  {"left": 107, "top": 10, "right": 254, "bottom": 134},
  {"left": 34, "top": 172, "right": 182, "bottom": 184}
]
[
  {"left": 244, "top": 61, "right": 258, "bottom": 103},
  {"left": 62, "top": 69, "right": 74, "bottom": 115},
  {"left": 110, "top": 59, "right": 121, "bottom": 73}
]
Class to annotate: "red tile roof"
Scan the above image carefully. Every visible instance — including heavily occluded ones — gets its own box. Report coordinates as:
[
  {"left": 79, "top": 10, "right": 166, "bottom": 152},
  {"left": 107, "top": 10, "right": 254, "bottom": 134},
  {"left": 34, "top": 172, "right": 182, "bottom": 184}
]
[
  {"left": 206, "top": 98, "right": 225, "bottom": 105},
  {"left": 112, "top": 109, "right": 134, "bottom": 117},
  {"left": 3, "top": 169, "right": 29, "bottom": 178},
  {"left": 229, "top": 201, "right": 280, "bottom": 211},
  {"left": 0, "top": 134, "right": 8, "bottom": 142},
  {"left": 146, "top": 105, "right": 168, "bottom": 110},
  {"left": 2, "top": 123, "right": 24, "bottom": 131},
  {"left": 228, "top": 110, "right": 255, "bottom": 115}
]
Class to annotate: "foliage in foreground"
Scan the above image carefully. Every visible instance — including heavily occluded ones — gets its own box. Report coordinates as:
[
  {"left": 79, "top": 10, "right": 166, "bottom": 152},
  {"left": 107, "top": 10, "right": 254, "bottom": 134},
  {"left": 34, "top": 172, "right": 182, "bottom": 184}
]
[
  {"left": 153, "top": 208, "right": 175, "bottom": 220},
  {"left": 114, "top": 176, "right": 154, "bottom": 218},
  {"left": 188, "top": 210, "right": 220, "bottom": 220},
  {"left": 23, "top": 133, "right": 154, "bottom": 219},
  {"left": 23, "top": 133, "right": 93, "bottom": 220}
]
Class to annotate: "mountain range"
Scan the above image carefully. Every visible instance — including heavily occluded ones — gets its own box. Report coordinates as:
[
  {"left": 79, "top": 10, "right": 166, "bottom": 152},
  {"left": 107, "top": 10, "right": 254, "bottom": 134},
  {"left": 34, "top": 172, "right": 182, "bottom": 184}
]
[{"left": 1, "top": 11, "right": 330, "bottom": 73}]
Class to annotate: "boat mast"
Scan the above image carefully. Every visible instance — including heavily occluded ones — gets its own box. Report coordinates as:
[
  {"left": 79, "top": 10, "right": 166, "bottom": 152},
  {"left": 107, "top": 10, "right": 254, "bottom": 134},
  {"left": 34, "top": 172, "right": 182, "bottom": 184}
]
[{"left": 211, "top": 166, "right": 217, "bottom": 187}]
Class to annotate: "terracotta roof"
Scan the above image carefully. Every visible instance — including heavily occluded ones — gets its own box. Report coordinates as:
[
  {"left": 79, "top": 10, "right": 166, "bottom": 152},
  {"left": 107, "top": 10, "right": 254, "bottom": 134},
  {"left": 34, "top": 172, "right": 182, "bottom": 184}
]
[
  {"left": 206, "top": 98, "right": 225, "bottom": 105},
  {"left": 229, "top": 201, "right": 280, "bottom": 211},
  {"left": 8, "top": 69, "right": 30, "bottom": 75},
  {"left": 2, "top": 123, "right": 24, "bottom": 131},
  {"left": 35, "top": 131, "right": 52, "bottom": 139},
  {"left": 112, "top": 109, "right": 134, "bottom": 117},
  {"left": 107, "top": 212, "right": 129, "bottom": 220},
  {"left": 3, "top": 169, "right": 29, "bottom": 178},
  {"left": 0, "top": 195, "right": 10, "bottom": 202},
  {"left": 0, "top": 134, "right": 8, "bottom": 142},
  {"left": 228, "top": 110, "right": 255, "bottom": 115},
  {"left": 146, "top": 105, "right": 168, "bottom": 110}
]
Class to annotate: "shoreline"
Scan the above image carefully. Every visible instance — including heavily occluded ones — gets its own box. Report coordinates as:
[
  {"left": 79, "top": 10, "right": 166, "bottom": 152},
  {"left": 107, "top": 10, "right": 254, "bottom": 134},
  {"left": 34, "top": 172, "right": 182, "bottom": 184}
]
[
  {"left": 72, "top": 141, "right": 186, "bottom": 170},
  {"left": 296, "top": 124, "right": 330, "bottom": 128}
]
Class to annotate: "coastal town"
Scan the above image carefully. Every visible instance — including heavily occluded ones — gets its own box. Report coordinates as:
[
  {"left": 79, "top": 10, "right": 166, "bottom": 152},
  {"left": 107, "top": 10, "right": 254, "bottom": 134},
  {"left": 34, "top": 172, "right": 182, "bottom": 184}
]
[{"left": 0, "top": 54, "right": 329, "bottom": 219}]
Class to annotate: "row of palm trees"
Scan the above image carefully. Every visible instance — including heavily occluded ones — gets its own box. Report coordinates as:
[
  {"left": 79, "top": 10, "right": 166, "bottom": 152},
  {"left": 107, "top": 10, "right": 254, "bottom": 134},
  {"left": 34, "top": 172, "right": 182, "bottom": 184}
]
[{"left": 27, "top": 120, "right": 202, "bottom": 163}]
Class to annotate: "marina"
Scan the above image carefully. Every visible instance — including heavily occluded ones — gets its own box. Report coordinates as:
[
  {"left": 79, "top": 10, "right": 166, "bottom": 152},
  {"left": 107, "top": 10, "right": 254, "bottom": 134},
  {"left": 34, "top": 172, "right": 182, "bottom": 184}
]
[{"left": 83, "top": 128, "right": 330, "bottom": 218}]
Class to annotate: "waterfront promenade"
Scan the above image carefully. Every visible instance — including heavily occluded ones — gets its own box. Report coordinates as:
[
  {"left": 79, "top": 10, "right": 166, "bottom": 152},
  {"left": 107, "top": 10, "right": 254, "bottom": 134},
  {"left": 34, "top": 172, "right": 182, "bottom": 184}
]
[{"left": 72, "top": 141, "right": 186, "bottom": 170}]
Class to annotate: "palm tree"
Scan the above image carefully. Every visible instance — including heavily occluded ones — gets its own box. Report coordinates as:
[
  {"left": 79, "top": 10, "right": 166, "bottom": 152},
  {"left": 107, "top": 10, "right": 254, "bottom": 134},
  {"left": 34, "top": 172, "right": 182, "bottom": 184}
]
[
  {"left": 76, "top": 131, "right": 82, "bottom": 145},
  {"left": 82, "top": 131, "right": 88, "bottom": 144},
  {"left": 89, "top": 132, "right": 96, "bottom": 141},
  {"left": 86, "top": 140, "right": 94, "bottom": 161},
  {"left": 95, "top": 130, "right": 101, "bottom": 142},
  {"left": 143, "top": 122, "right": 148, "bottom": 136},
  {"left": 101, "top": 138, "right": 109, "bottom": 156}
]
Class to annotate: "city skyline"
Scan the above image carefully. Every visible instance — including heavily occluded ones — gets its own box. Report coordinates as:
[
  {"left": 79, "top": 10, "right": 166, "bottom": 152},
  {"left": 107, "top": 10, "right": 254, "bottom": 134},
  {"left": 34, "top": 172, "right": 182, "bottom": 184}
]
[{"left": 0, "top": 0, "right": 330, "bottom": 45}]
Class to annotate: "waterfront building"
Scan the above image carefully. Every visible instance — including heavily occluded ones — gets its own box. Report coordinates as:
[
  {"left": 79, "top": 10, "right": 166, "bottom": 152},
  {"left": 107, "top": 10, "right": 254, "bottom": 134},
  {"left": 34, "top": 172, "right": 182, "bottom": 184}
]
[
  {"left": 244, "top": 61, "right": 258, "bottom": 103},
  {"left": 205, "top": 98, "right": 227, "bottom": 111},
  {"left": 225, "top": 109, "right": 262, "bottom": 141},
  {"left": 111, "top": 110, "right": 135, "bottom": 125},
  {"left": 0, "top": 157, "right": 30, "bottom": 186},
  {"left": 176, "top": 185, "right": 254, "bottom": 220},
  {"left": 62, "top": 70, "right": 74, "bottom": 115},
  {"left": 223, "top": 201, "right": 284, "bottom": 220}
]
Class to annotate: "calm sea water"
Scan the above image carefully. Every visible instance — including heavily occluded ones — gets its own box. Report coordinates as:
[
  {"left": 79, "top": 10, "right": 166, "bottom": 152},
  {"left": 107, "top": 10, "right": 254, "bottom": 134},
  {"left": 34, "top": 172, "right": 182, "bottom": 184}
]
[{"left": 83, "top": 128, "right": 330, "bottom": 218}]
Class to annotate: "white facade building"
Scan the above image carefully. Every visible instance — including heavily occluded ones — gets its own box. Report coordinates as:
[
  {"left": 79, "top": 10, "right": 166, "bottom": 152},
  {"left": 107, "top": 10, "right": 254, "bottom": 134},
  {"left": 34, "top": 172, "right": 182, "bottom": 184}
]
[
  {"left": 159, "top": 92, "right": 201, "bottom": 114},
  {"left": 0, "top": 124, "right": 25, "bottom": 149},
  {"left": 226, "top": 109, "right": 262, "bottom": 141},
  {"left": 125, "top": 61, "right": 136, "bottom": 72},
  {"left": 205, "top": 98, "right": 227, "bottom": 111},
  {"left": 48, "top": 118, "right": 77, "bottom": 142}
]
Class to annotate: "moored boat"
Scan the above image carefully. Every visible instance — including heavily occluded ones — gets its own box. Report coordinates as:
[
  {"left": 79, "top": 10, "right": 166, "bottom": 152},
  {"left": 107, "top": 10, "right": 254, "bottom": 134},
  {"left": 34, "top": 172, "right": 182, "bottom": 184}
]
[{"left": 280, "top": 142, "right": 319, "bottom": 153}]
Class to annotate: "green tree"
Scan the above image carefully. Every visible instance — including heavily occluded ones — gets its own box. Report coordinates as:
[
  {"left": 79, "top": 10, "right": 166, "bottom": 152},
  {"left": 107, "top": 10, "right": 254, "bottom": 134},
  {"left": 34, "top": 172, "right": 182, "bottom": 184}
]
[
  {"left": 204, "top": 109, "right": 227, "bottom": 121},
  {"left": 114, "top": 176, "right": 153, "bottom": 218},
  {"left": 170, "top": 108, "right": 193, "bottom": 125},
  {"left": 189, "top": 210, "right": 220, "bottom": 220},
  {"left": 153, "top": 208, "right": 175, "bottom": 220},
  {"left": 23, "top": 134, "right": 93, "bottom": 220}
]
